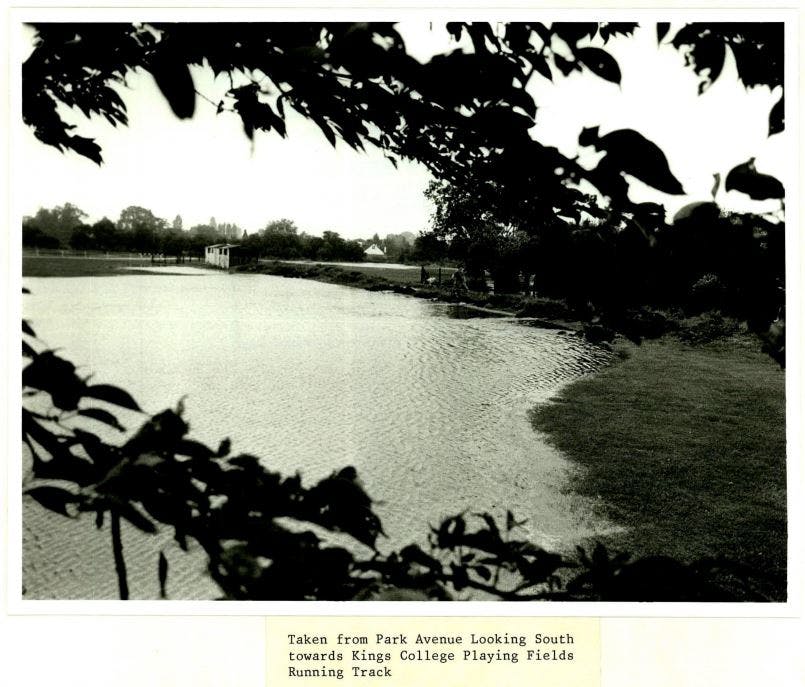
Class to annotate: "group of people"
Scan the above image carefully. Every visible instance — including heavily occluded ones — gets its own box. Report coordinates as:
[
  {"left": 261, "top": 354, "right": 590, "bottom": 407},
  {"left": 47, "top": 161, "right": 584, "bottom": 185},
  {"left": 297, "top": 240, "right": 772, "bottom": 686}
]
[{"left": 420, "top": 264, "right": 467, "bottom": 294}]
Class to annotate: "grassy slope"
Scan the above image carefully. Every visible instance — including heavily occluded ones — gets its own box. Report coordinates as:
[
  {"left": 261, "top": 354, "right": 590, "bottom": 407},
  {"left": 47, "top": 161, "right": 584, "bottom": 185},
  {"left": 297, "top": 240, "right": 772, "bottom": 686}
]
[{"left": 531, "top": 336, "right": 787, "bottom": 590}]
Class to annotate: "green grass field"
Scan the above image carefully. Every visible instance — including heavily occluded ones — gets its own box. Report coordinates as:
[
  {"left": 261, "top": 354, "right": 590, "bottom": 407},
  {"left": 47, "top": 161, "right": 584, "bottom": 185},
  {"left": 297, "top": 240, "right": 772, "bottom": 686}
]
[{"left": 531, "top": 335, "right": 786, "bottom": 597}]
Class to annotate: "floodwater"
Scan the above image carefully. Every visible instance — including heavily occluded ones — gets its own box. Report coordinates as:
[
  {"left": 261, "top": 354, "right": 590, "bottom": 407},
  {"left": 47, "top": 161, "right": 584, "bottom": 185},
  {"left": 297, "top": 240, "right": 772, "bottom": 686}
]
[{"left": 22, "top": 268, "right": 620, "bottom": 599}]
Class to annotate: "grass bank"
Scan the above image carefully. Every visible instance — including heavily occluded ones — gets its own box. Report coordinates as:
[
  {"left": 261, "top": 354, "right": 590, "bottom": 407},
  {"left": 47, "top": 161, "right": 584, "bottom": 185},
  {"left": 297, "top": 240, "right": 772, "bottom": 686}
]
[
  {"left": 276, "top": 261, "right": 458, "bottom": 286},
  {"left": 531, "top": 335, "right": 786, "bottom": 598}
]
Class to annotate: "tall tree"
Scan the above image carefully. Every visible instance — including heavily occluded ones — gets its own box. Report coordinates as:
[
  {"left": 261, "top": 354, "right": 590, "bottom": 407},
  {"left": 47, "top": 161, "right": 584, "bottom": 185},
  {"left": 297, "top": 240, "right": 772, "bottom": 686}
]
[
  {"left": 263, "top": 219, "right": 298, "bottom": 235},
  {"left": 118, "top": 205, "right": 167, "bottom": 253},
  {"left": 25, "top": 203, "right": 87, "bottom": 247}
]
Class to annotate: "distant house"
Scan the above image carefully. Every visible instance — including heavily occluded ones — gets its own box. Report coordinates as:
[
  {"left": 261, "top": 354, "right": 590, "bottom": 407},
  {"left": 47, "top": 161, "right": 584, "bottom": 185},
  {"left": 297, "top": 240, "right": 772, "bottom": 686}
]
[
  {"left": 364, "top": 243, "right": 386, "bottom": 261},
  {"left": 204, "top": 243, "right": 255, "bottom": 269}
]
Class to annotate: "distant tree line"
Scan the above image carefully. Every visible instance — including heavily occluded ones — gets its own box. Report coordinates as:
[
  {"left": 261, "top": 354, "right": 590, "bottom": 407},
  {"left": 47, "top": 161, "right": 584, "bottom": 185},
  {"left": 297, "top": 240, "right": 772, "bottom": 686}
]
[
  {"left": 22, "top": 205, "right": 430, "bottom": 264},
  {"left": 238, "top": 220, "right": 426, "bottom": 263},
  {"left": 239, "top": 219, "right": 361, "bottom": 262},
  {"left": 22, "top": 203, "right": 243, "bottom": 257}
]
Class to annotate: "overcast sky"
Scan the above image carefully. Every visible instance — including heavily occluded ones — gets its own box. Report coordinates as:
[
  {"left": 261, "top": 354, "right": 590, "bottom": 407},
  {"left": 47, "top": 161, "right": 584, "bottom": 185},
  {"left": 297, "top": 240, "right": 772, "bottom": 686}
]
[{"left": 18, "top": 22, "right": 787, "bottom": 239}]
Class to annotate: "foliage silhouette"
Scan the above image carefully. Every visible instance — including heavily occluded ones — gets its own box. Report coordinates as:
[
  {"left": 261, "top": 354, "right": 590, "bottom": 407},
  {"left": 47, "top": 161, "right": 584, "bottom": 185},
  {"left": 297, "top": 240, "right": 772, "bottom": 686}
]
[{"left": 26, "top": 22, "right": 784, "bottom": 223}]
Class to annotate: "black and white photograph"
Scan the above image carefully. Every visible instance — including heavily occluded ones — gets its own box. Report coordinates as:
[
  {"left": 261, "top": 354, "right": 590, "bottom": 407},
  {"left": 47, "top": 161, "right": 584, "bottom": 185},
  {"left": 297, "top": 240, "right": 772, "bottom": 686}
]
[{"left": 15, "top": 18, "right": 790, "bottom": 604}]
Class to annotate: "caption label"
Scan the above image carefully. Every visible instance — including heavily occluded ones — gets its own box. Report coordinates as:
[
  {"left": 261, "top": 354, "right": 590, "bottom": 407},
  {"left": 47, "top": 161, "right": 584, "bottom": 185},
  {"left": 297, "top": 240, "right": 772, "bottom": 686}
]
[{"left": 266, "top": 617, "right": 600, "bottom": 686}]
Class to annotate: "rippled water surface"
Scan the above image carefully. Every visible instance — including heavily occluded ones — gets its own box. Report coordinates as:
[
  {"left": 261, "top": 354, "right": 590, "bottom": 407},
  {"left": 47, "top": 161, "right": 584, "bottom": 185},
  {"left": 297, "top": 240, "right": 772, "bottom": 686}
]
[{"left": 23, "top": 268, "right": 618, "bottom": 598}]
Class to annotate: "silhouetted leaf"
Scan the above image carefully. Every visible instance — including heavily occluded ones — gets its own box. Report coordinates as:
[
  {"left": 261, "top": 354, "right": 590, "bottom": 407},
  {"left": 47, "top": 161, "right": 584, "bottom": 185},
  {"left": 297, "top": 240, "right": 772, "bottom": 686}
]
[
  {"left": 591, "top": 542, "right": 611, "bottom": 570},
  {"left": 399, "top": 544, "right": 441, "bottom": 571},
  {"left": 505, "top": 509, "right": 527, "bottom": 531},
  {"left": 83, "top": 384, "right": 141, "bottom": 411},
  {"left": 657, "top": 23, "right": 671, "bottom": 44},
  {"left": 434, "top": 514, "right": 466, "bottom": 549},
  {"left": 148, "top": 45, "right": 196, "bottom": 119},
  {"left": 473, "top": 565, "right": 492, "bottom": 581},
  {"left": 306, "top": 466, "right": 384, "bottom": 547},
  {"left": 446, "top": 22, "right": 464, "bottom": 41},
  {"left": 71, "top": 428, "right": 119, "bottom": 474},
  {"left": 582, "top": 127, "right": 685, "bottom": 195},
  {"left": 25, "top": 485, "right": 80, "bottom": 517},
  {"left": 174, "top": 529, "right": 188, "bottom": 551},
  {"left": 517, "top": 549, "right": 567, "bottom": 583},
  {"left": 313, "top": 117, "right": 337, "bottom": 148},
  {"left": 231, "top": 83, "right": 287, "bottom": 140},
  {"left": 22, "top": 319, "right": 35, "bottom": 336},
  {"left": 551, "top": 22, "right": 598, "bottom": 46},
  {"left": 23, "top": 351, "right": 84, "bottom": 410},
  {"left": 672, "top": 25, "right": 727, "bottom": 93},
  {"left": 576, "top": 545, "right": 591, "bottom": 568},
  {"left": 450, "top": 563, "right": 469, "bottom": 591},
  {"left": 23, "top": 340, "right": 37, "bottom": 358},
  {"left": 526, "top": 53, "right": 553, "bottom": 81},
  {"left": 176, "top": 438, "right": 214, "bottom": 460},
  {"left": 475, "top": 512, "right": 500, "bottom": 537},
  {"left": 68, "top": 136, "right": 103, "bottom": 165},
  {"left": 158, "top": 551, "right": 169, "bottom": 599},
  {"left": 509, "top": 88, "right": 537, "bottom": 118},
  {"left": 506, "top": 510, "right": 516, "bottom": 531},
  {"left": 725, "top": 158, "right": 784, "bottom": 200},
  {"left": 552, "top": 54, "right": 577, "bottom": 77},
  {"left": 465, "top": 23, "right": 498, "bottom": 55},
  {"left": 599, "top": 23, "right": 638, "bottom": 43},
  {"left": 114, "top": 501, "right": 158, "bottom": 533},
  {"left": 228, "top": 454, "right": 260, "bottom": 470},
  {"left": 769, "top": 95, "right": 784, "bottom": 136},
  {"left": 673, "top": 201, "right": 720, "bottom": 224},
  {"left": 576, "top": 47, "right": 621, "bottom": 84},
  {"left": 504, "top": 23, "right": 531, "bottom": 52},
  {"left": 78, "top": 407, "right": 126, "bottom": 431}
]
